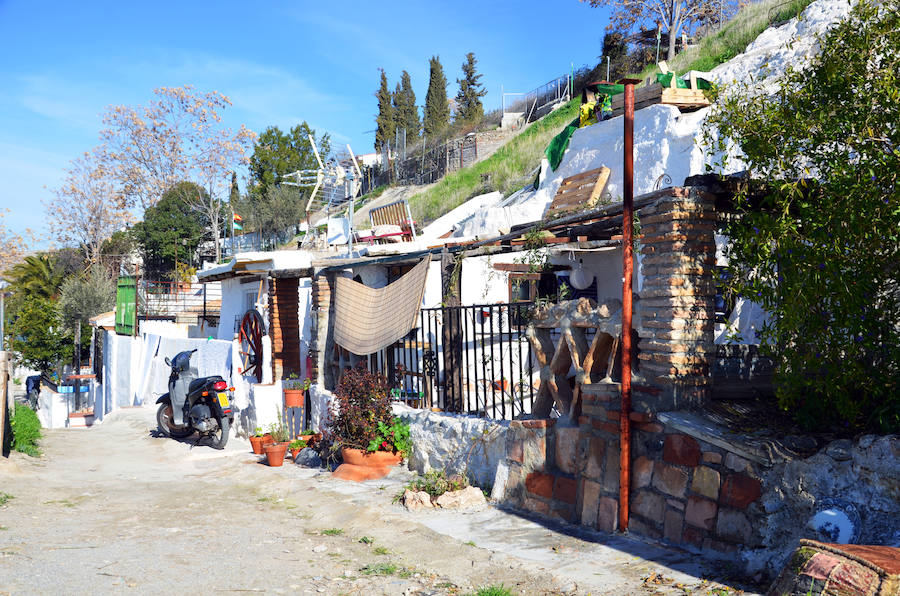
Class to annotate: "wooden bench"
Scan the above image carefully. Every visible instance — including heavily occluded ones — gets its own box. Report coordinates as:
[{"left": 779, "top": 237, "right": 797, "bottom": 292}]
[
  {"left": 546, "top": 166, "right": 611, "bottom": 216},
  {"left": 369, "top": 199, "right": 417, "bottom": 242}
]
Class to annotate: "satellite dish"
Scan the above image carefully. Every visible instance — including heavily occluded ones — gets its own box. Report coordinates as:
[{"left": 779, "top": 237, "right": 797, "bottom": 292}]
[{"left": 569, "top": 255, "right": 594, "bottom": 290}]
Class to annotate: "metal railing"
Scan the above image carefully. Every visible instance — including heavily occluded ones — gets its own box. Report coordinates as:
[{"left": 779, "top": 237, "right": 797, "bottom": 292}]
[
  {"left": 503, "top": 74, "right": 572, "bottom": 127},
  {"left": 363, "top": 302, "right": 538, "bottom": 420},
  {"left": 137, "top": 280, "right": 222, "bottom": 319}
]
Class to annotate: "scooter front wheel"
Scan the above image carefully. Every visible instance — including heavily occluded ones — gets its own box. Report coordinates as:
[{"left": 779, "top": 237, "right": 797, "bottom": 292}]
[
  {"left": 156, "top": 403, "right": 194, "bottom": 439},
  {"left": 209, "top": 416, "right": 230, "bottom": 450}
]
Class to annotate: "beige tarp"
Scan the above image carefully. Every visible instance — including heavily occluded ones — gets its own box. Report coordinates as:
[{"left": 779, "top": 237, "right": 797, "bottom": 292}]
[{"left": 333, "top": 258, "right": 429, "bottom": 355}]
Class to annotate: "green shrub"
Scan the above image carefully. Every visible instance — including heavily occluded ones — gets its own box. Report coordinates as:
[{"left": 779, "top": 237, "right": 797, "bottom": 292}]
[
  {"left": 704, "top": 0, "right": 900, "bottom": 432},
  {"left": 11, "top": 404, "right": 41, "bottom": 456},
  {"left": 466, "top": 586, "right": 514, "bottom": 596}
]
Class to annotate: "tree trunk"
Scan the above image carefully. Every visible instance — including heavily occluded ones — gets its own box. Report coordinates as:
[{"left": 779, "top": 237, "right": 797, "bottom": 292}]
[
  {"left": 212, "top": 218, "right": 221, "bottom": 263},
  {"left": 667, "top": 25, "right": 677, "bottom": 61}
]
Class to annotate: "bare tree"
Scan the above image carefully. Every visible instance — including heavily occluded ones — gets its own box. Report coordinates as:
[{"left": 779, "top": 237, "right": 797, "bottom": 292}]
[
  {"left": 99, "top": 86, "right": 256, "bottom": 262},
  {"left": 46, "top": 151, "right": 132, "bottom": 267},
  {"left": 582, "top": 0, "right": 707, "bottom": 61},
  {"left": 0, "top": 210, "right": 29, "bottom": 276}
]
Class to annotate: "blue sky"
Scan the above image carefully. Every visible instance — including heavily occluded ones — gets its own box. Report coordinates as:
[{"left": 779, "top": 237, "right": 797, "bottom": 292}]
[{"left": 0, "top": 0, "right": 611, "bottom": 246}]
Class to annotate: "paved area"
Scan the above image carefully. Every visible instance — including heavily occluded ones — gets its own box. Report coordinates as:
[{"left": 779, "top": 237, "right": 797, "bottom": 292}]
[{"left": 0, "top": 407, "right": 757, "bottom": 595}]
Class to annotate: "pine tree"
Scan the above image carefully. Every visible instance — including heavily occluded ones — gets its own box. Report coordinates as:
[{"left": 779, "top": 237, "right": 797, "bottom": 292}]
[
  {"left": 374, "top": 68, "right": 395, "bottom": 152},
  {"left": 455, "top": 52, "right": 487, "bottom": 124},
  {"left": 423, "top": 56, "right": 449, "bottom": 139},
  {"left": 397, "top": 70, "right": 420, "bottom": 143}
]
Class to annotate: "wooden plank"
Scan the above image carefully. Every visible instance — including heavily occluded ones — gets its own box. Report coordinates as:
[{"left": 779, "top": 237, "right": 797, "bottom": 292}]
[{"left": 547, "top": 166, "right": 610, "bottom": 216}]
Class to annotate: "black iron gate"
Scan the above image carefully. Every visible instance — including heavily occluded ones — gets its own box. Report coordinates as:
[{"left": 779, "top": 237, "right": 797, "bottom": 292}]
[{"left": 367, "top": 302, "right": 537, "bottom": 420}]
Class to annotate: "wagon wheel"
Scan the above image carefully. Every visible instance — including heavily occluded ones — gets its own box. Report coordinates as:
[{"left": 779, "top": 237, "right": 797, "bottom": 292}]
[{"left": 239, "top": 309, "right": 265, "bottom": 383}]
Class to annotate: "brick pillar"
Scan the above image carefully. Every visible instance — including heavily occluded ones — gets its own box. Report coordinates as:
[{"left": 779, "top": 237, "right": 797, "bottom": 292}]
[
  {"left": 310, "top": 274, "right": 333, "bottom": 387},
  {"left": 636, "top": 187, "right": 717, "bottom": 410}
]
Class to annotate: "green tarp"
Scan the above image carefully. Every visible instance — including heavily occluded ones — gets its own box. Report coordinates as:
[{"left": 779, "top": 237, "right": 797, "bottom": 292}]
[
  {"left": 545, "top": 84, "right": 625, "bottom": 172},
  {"left": 656, "top": 72, "right": 712, "bottom": 90}
]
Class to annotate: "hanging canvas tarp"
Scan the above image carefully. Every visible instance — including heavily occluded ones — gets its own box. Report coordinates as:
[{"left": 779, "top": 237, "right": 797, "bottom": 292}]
[{"left": 333, "top": 258, "right": 429, "bottom": 355}]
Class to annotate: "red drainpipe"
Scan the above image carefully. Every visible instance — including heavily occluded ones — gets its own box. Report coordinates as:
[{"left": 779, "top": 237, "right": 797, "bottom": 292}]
[{"left": 618, "top": 78, "right": 641, "bottom": 532}]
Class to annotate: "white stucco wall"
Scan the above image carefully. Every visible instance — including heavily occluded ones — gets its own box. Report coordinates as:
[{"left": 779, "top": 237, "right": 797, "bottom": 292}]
[{"left": 215, "top": 276, "right": 269, "bottom": 342}]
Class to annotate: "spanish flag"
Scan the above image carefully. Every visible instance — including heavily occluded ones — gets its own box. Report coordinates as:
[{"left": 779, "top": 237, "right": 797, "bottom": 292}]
[{"left": 233, "top": 213, "right": 243, "bottom": 231}]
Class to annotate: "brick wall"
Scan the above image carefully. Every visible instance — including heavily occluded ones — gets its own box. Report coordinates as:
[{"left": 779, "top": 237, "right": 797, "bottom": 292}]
[
  {"left": 636, "top": 187, "right": 717, "bottom": 411},
  {"left": 310, "top": 274, "right": 332, "bottom": 385},
  {"left": 269, "top": 277, "right": 301, "bottom": 381}
]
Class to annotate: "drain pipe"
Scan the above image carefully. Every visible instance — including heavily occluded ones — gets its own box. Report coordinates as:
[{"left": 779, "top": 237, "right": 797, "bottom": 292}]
[{"left": 618, "top": 78, "right": 641, "bottom": 532}]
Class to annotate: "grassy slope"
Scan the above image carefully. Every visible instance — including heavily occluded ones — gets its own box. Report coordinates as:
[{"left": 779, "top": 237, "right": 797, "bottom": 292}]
[
  {"left": 408, "top": 98, "right": 579, "bottom": 225},
  {"left": 635, "top": 0, "right": 815, "bottom": 79},
  {"left": 405, "top": 0, "right": 814, "bottom": 227}
]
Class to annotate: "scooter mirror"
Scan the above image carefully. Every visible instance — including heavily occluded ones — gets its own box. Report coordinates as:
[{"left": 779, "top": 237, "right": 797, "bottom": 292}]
[{"left": 165, "top": 356, "right": 171, "bottom": 367}]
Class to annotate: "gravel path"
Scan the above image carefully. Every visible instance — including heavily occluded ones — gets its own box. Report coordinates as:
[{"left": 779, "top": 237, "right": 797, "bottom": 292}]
[{"left": 0, "top": 407, "right": 754, "bottom": 595}]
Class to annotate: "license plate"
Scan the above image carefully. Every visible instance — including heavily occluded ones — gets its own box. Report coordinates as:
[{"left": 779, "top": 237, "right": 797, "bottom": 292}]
[{"left": 216, "top": 392, "right": 230, "bottom": 408}]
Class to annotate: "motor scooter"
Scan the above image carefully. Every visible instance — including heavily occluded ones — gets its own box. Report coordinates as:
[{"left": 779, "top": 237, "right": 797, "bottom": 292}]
[{"left": 155, "top": 349, "right": 234, "bottom": 449}]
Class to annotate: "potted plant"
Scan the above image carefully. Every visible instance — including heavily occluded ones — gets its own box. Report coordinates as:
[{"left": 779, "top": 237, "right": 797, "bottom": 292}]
[
  {"left": 249, "top": 427, "right": 272, "bottom": 455},
  {"left": 328, "top": 364, "right": 412, "bottom": 481},
  {"left": 298, "top": 428, "right": 322, "bottom": 448},
  {"left": 263, "top": 417, "right": 291, "bottom": 467},
  {"left": 283, "top": 374, "right": 310, "bottom": 409},
  {"left": 288, "top": 438, "right": 307, "bottom": 459}
]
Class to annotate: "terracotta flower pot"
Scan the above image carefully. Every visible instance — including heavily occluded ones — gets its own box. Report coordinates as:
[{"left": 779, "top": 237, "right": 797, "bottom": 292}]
[
  {"left": 250, "top": 434, "right": 272, "bottom": 455},
  {"left": 284, "top": 388, "right": 305, "bottom": 408},
  {"left": 300, "top": 433, "right": 322, "bottom": 448},
  {"left": 264, "top": 442, "right": 288, "bottom": 467},
  {"left": 333, "top": 447, "right": 402, "bottom": 481}
]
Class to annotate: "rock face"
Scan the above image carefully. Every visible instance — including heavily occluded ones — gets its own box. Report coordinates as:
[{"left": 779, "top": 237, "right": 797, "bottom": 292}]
[
  {"left": 434, "top": 486, "right": 488, "bottom": 511},
  {"left": 402, "top": 487, "right": 488, "bottom": 512},
  {"left": 393, "top": 405, "right": 507, "bottom": 489},
  {"left": 294, "top": 448, "right": 322, "bottom": 468},
  {"left": 401, "top": 490, "right": 434, "bottom": 512}
]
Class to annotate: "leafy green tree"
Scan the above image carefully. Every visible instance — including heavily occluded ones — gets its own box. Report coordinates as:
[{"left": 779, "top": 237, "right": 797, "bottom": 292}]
[
  {"left": 8, "top": 296, "right": 71, "bottom": 375},
  {"left": 455, "top": 52, "right": 487, "bottom": 125},
  {"left": 704, "top": 0, "right": 899, "bottom": 432},
  {"left": 248, "top": 123, "right": 331, "bottom": 196},
  {"left": 394, "top": 70, "right": 420, "bottom": 143},
  {"left": 423, "top": 56, "right": 450, "bottom": 139},
  {"left": 601, "top": 32, "right": 631, "bottom": 81},
  {"left": 58, "top": 266, "right": 116, "bottom": 331},
  {"left": 249, "top": 185, "right": 306, "bottom": 245},
  {"left": 131, "top": 182, "right": 206, "bottom": 279},
  {"left": 374, "top": 69, "right": 395, "bottom": 152}
]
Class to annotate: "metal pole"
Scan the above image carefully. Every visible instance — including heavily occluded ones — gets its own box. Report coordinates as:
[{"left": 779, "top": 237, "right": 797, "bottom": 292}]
[
  {"left": 0, "top": 351, "right": 7, "bottom": 455},
  {"left": 618, "top": 77, "right": 640, "bottom": 533},
  {"left": 0, "top": 285, "right": 5, "bottom": 351},
  {"left": 607, "top": 56, "right": 611, "bottom": 81}
]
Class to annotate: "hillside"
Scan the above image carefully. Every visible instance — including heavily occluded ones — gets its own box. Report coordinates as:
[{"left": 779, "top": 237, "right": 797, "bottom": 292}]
[{"left": 381, "top": 0, "right": 853, "bottom": 237}]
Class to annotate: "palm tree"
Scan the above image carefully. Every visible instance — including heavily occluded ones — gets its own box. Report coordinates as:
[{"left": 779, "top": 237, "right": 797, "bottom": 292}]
[{"left": 5, "top": 254, "right": 65, "bottom": 301}]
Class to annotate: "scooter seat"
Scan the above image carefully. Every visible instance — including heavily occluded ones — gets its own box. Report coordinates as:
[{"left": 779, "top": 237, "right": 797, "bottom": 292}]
[{"left": 188, "top": 378, "right": 208, "bottom": 393}]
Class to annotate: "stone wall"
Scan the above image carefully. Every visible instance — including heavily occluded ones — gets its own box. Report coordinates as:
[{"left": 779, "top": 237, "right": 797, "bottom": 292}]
[
  {"left": 394, "top": 405, "right": 508, "bottom": 490},
  {"left": 497, "top": 408, "right": 899, "bottom": 579}
]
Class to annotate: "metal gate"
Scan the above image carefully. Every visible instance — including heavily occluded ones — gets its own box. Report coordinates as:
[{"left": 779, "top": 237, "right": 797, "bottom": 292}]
[{"left": 366, "top": 301, "right": 538, "bottom": 420}]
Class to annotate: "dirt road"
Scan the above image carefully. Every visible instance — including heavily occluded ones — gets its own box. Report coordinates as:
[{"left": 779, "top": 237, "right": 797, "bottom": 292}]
[{"left": 0, "top": 407, "right": 751, "bottom": 595}]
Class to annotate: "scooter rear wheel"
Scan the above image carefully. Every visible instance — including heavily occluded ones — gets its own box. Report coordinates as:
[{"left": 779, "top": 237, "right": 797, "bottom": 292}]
[
  {"left": 156, "top": 403, "right": 194, "bottom": 439},
  {"left": 209, "top": 416, "right": 230, "bottom": 450}
]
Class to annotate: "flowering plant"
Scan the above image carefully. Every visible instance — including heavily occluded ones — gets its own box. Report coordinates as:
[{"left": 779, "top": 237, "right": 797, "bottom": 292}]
[{"left": 367, "top": 419, "right": 411, "bottom": 456}]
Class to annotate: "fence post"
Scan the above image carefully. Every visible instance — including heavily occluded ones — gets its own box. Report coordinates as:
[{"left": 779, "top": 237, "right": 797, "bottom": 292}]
[
  {"left": 0, "top": 351, "right": 7, "bottom": 456},
  {"left": 440, "top": 251, "right": 463, "bottom": 411}
]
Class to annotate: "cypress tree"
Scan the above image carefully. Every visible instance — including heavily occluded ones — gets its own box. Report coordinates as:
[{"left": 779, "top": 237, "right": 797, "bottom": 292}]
[
  {"left": 397, "top": 70, "right": 420, "bottom": 143},
  {"left": 455, "top": 52, "right": 487, "bottom": 124},
  {"left": 423, "top": 56, "right": 449, "bottom": 139},
  {"left": 374, "top": 68, "right": 395, "bottom": 152}
]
